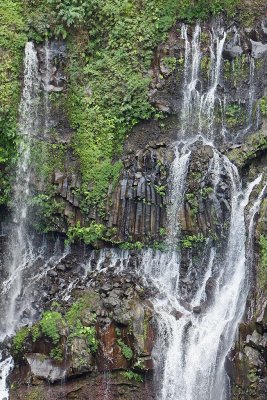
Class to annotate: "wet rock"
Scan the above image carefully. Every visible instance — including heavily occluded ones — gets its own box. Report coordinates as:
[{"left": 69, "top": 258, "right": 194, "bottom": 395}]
[
  {"left": 70, "top": 337, "right": 94, "bottom": 374},
  {"left": 56, "top": 263, "right": 65, "bottom": 272},
  {"left": 47, "top": 269, "right": 57, "bottom": 278},
  {"left": 25, "top": 353, "right": 68, "bottom": 383}
]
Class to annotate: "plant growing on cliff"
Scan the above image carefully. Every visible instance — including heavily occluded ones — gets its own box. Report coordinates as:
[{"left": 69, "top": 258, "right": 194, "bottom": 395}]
[
  {"left": 259, "top": 97, "right": 267, "bottom": 117},
  {"left": 121, "top": 370, "right": 143, "bottom": 382},
  {"left": 0, "top": 0, "right": 28, "bottom": 204},
  {"left": 185, "top": 192, "right": 199, "bottom": 218},
  {"left": 39, "top": 311, "right": 64, "bottom": 344},
  {"left": 155, "top": 184, "right": 166, "bottom": 197},
  {"left": 120, "top": 241, "right": 144, "bottom": 250},
  {"left": 117, "top": 338, "right": 133, "bottom": 360},
  {"left": 181, "top": 233, "right": 206, "bottom": 249},
  {"left": 12, "top": 327, "right": 30, "bottom": 353},
  {"left": 66, "top": 222, "right": 106, "bottom": 245},
  {"left": 50, "top": 346, "right": 64, "bottom": 361}
]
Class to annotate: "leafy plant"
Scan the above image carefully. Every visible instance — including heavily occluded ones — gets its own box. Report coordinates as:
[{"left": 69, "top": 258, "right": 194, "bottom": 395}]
[
  {"left": 121, "top": 370, "right": 143, "bottom": 382},
  {"left": 12, "top": 327, "right": 30, "bottom": 353},
  {"left": 39, "top": 311, "right": 63, "bottom": 344},
  {"left": 225, "top": 103, "right": 245, "bottom": 128},
  {"left": 117, "top": 338, "right": 133, "bottom": 360},
  {"left": 186, "top": 192, "right": 199, "bottom": 218},
  {"left": 66, "top": 222, "right": 106, "bottom": 245},
  {"left": 259, "top": 97, "right": 267, "bottom": 117},
  {"left": 200, "top": 187, "right": 213, "bottom": 198},
  {"left": 74, "top": 326, "right": 98, "bottom": 353},
  {"left": 120, "top": 241, "right": 144, "bottom": 250},
  {"left": 181, "top": 234, "right": 206, "bottom": 249},
  {"left": 154, "top": 184, "right": 166, "bottom": 197},
  {"left": 50, "top": 346, "right": 63, "bottom": 361}
]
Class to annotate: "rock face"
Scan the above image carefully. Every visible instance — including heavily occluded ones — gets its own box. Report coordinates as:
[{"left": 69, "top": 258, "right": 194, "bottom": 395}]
[
  {"left": 5, "top": 11, "right": 267, "bottom": 400},
  {"left": 9, "top": 263, "right": 156, "bottom": 399},
  {"left": 29, "top": 15, "right": 267, "bottom": 238}
]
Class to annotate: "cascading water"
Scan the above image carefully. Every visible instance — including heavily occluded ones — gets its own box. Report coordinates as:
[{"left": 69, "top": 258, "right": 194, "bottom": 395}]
[
  {"left": 147, "top": 23, "right": 265, "bottom": 400},
  {"left": 0, "top": 42, "right": 66, "bottom": 399},
  {"left": 1, "top": 42, "right": 41, "bottom": 338},
  {"left": 0, "top": 20, "right": 266, "bottom": 400}
]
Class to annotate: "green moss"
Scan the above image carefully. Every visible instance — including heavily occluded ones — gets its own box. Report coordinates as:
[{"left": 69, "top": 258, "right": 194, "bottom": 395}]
[
  {"left": 31, "top": 192, "right": 66, "bottom": 233},
  {"left": 70, "top": 325, "right": 98, "bottom": 353},
  {"left": 23, "top": 387, "right": 46, "bottom": 400},
  {"left": 121, "top": 370, "right": 143, "bottom": 382},
  {"left": 66, "top": 222, "right": 106, "bottom": 245},
  {"left": 227, "top": 132, "right": 267, "bottom": 168},
  {"left": 39, "top": 311, "right": 64, "bottom": 344},
  {"left": 0, "top": 0, "right": 28, "bottom": 204},
  {"left": 162, "top": 56, "right": 177, "bottom": 72},
  {"left": 31, "top": 324, "right": 41, "bottom": 342},
  {"left": 259, "top": 97, "right": 267, "bottom": 117},
  {"left": 12, "top": 326, "right": 30, "bottom": 353},
  {"left": 117, "top": 338, "right": 133, "bottom": 360},
  {"left": 225, "top": 103, "right": 246, "bottom": 128},
  {"left": 181, "top": 233, "right": 206, "bottom": 249},
  {"left": 49, "top": 346, "right": 64, "bottom": 361},
  {"left": 65, "top": 293, "right": 99, "bottom": 353},
  {"left": 185, "top": 192, "right": 199, "bottom": 218},
  {"left": 120, "top": 241, "right": 144, "bottom": 250},
  {"left": 201, "top": 187, "right": 213, "bottom": 198},
  {"left": 12, "top": 292, "right": 100, "bottom": 359},
  {"left": 30, "top": 141, "right": 66, "bottom": 181},
  {"left": 154, "top": 184, "right": 166, "bottom": 197}
]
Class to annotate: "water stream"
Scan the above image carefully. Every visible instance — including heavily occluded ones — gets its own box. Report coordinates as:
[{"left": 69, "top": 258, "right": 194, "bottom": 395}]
[{"left": 0, "top": 22, "right": 266, "bottom": 400}]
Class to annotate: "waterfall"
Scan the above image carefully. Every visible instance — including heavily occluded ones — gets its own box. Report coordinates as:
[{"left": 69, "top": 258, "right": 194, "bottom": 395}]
[
  {"left": 0, "top": 42, "right": 41, "bottom": 338},
  {"left": 0, "top": 20, "right": 265, "bottom": 400},
  {"left": 149, "top": 23, "right": 264, "bottom": 400}
]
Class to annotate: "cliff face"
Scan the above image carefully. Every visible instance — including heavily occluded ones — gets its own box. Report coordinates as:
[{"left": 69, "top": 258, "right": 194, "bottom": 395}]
[{"left": 2, "top": 2, "right": 267, "bottom": 400}]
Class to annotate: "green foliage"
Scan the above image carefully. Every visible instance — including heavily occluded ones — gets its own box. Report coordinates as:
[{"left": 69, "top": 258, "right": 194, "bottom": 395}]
[
  {"left": 201, "top": 187, "right": 213, "bottom": 198},
  {"left": 117, "top": 338, "right": 133, "bottom": 360},
  {"left": 186, "top": 192, "right": 199, "bottom": 218},
  {"left": 152, "top": 241, "right": 170, "bottom": 252},
  {"left": 154, "top": 184, "right": 166, "bottom": 197},
  {"left": 162, "top": 56, "right": 177, "bottom": 72},
  {"left": 31, "top": 324, "right": 41, "bottom": 342},
  {"left": 120, "top": 241, "right": 144, "bottom": 250},
  {"left": 61, "top": 0, "right": 240, "bottom": 215},
  {"left": 39, "top": 311, "right": 63, "bottom": 344},
  {"left": 259, "top": 97, "right": 267, "bottom": 117},
  {"left": 66, "top": 293, "right": 97, "bottom": 325},
  {"left": 12, "top": 327, "right": 30, "bottom": 353},
  {"left": 181, "top": 233, "right": 206, "bottom": 249},
  {"left": 30, "top": 141, "right": 66, "bottom": 180},
  {"left": 0, "top": 0, "right": 28, "bottom": 204},
  {"left": 66, "top": 222, "right": 106, "bottom": 245},
  {"left": 66, "top": 294, "right": 99, "bottom": 352},
  {"left": 121, "top": 370, "right": 144, "bottom": 382},
  {"left": 227, "top": 132, "right": 267, "bottom": 168},
  {"left": 31, "top": 193, "right": 65, "bottom": 232},
  {"left": 225, "top": 103, "right": 246, "bottom": 128},
  {"left": 49, "top": 346, "right": 63, "bottom": 361},
  {"left": 72, "top": 325, "right": 98, "bottom": 353},
  {"left": 159, "top": 227, "right": 167, "bottom": 236}
]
